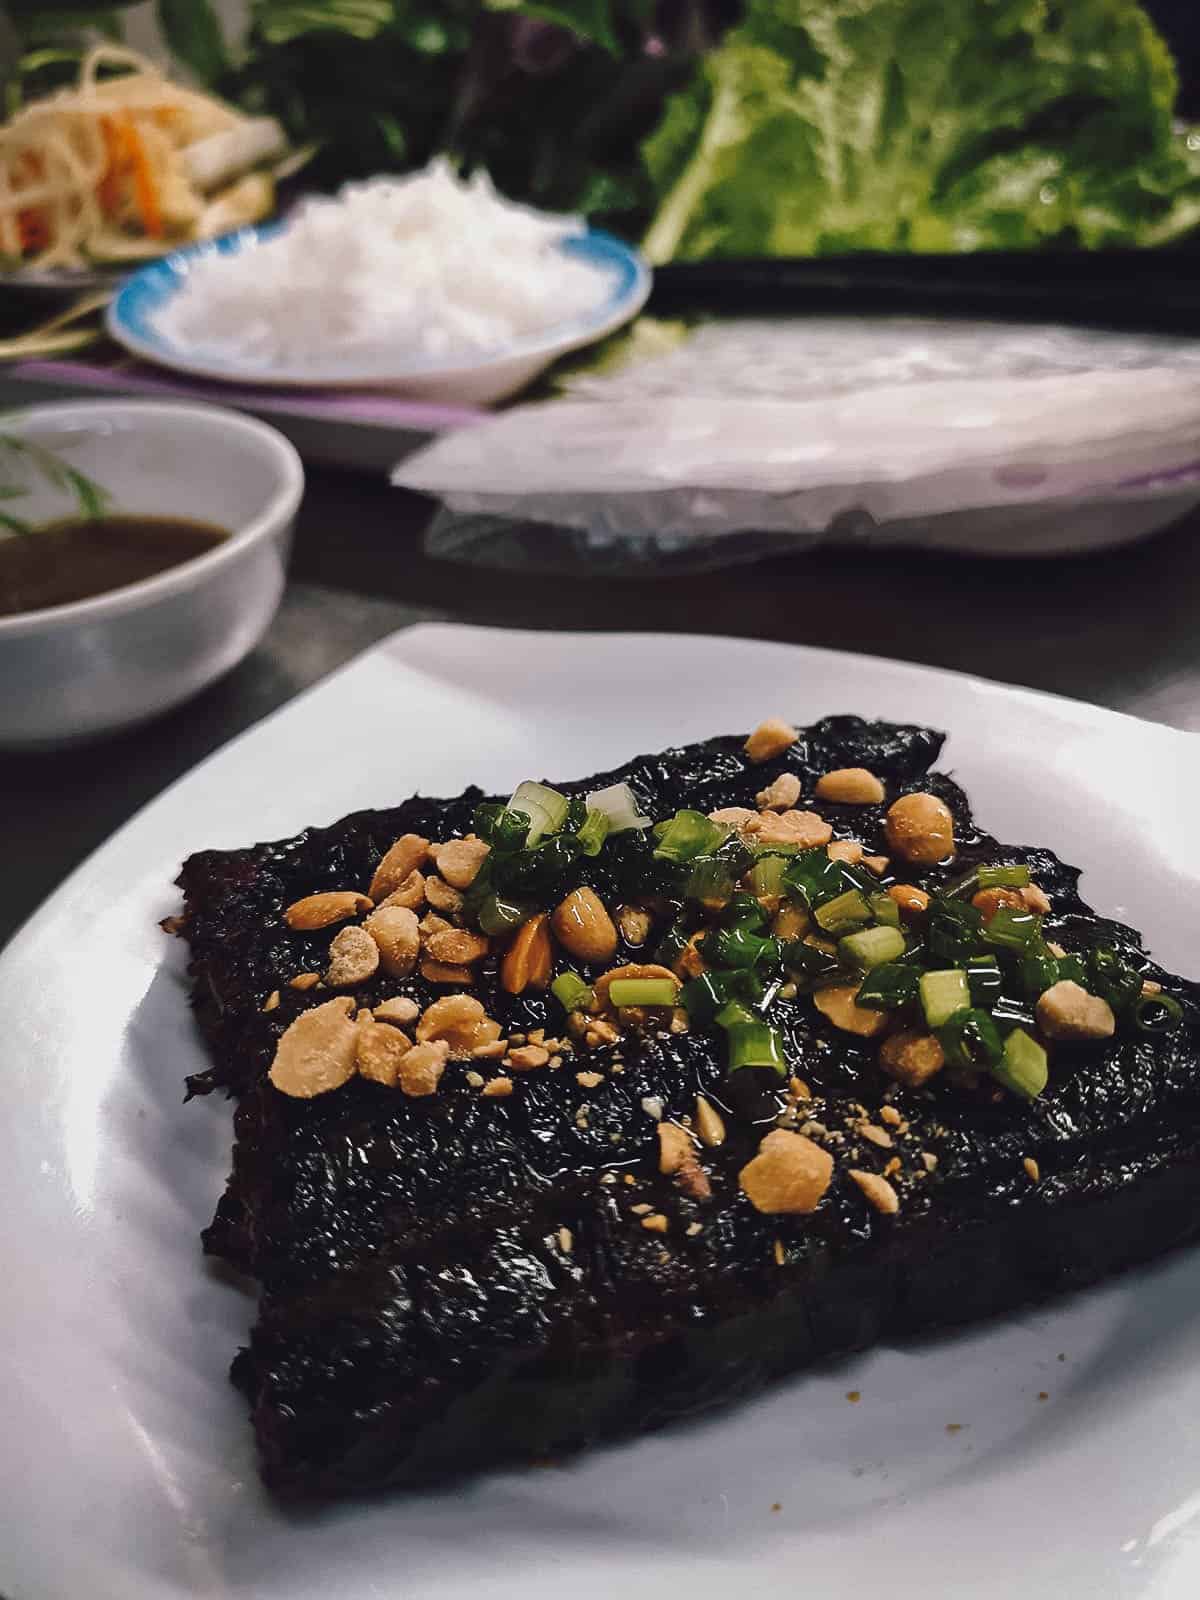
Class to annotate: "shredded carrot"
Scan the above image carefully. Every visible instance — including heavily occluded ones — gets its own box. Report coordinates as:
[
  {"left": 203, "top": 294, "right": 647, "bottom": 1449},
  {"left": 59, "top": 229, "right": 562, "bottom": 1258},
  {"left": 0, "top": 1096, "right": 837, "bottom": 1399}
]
[
  {"left": 123, "top": 117, "right": 162, "bottom": 238},
  {"left": 97, "top": 115, "right": 124, "bottom": 215}
]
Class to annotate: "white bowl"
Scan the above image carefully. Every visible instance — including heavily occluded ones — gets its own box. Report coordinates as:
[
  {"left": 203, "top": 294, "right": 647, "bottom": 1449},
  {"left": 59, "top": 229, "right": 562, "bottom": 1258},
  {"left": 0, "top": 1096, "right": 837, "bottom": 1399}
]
[
  {"left": 106, "top": 226, "right": 652, "bottom": 406},
  {"left": 0, "top": 400, "right": 304, "bottom": 748}
]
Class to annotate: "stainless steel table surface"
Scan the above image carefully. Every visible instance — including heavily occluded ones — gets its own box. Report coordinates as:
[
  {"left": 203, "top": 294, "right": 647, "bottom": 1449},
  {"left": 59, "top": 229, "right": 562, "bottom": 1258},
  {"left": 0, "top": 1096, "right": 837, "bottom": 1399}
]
[{"left": 3, "top": 467, "right": 1198, "bottom": 952}]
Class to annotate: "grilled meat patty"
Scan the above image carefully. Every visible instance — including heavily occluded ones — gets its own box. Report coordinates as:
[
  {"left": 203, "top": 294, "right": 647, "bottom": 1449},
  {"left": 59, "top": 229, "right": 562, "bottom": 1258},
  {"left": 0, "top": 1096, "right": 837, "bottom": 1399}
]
[{"left": 176, "top": 717, "right": 1200, "bottom": 1499}]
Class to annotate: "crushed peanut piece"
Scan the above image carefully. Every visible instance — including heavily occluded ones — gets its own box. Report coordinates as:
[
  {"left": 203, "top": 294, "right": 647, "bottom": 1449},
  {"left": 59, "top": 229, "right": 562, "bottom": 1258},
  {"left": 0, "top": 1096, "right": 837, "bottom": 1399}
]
[
  {"left": 744, "top": 718, "right": 799, "bottom": 764},
  {"left": 509, "top": 1044, "right": 551, "bottom": 1072},
  {"left": 848, "top": 1169, "right": 900, "bottom": 1215},
  {"left": 640, "top": 1095, "right": 664, "bottom": 1121},
  {"left": 1020, "top": 882, "right": 1052, "bottom": 915},
  {"left": 922, "top": 1151, "right": 939, "bottom": 1172},
  {"left": 1023, "top": 1157, "right": 1041, "bottom": 1182},
  {"left": 827, "top": 839, "right": 864, "bottom": 864},
  {"left": 355, "top": 1015, "right": 412, "bottom": 1087},
  {"left": 857, "top": 1121, "right": 894, "bottom": 1150},
  {"left": 616, "top": 904, "right": 654, "bottom": 947},
  {"left": 368, "top": 834, "right": 430, "bottom": 903},
  {"left": 814, "top": 983, "right": 890, "bottom": 1038},
  {"left": 623, "top": 1173, "right": 636, "bottom": 1185},
  {"left": 657, "top": 1122, "right": 694, "bottom": 1174},
  {"left": 432, "top": 835, "right": 490, "bottom": 890},
  {"left": 426, "top": 927, "right": 490, "bottom": 965},
  {"left": 423, "top": 874, "right": 465, "bottom": 916},
  {"left": 630, "top": 1203, "right": 653, "bottom": 1215},
  {"left": 420, "top": 959, "right": 474, "bottom": 985},
  {"left": 268, "top": 997, "right": 358, "bottom": 1099},
  {"left": 640, "top": 1213, "right": 669, "bottom": 1234},
  {"left": 884, "top": 1157, "right": 901, "bottom": 1177},
  {"left": 694, "top": 1094, "right": 726, "bottom": 1148},
  {"left": 397, "top": 1039, "right": 449, "bottom": 1097},
  {"left": 686, "top": 1222, "right": 704, "bottom": 1237},
  {"left": 585, "top": 1019, "right": 622, "bottom": 1048},
  {"left": 288, "top": 972, "right": 321, "bottom": 991},
  {"left": 378, "top": 870, "right": 425, "bottom": 912},
  {"left": 417, "top": 995, "right": 501, "bottom": 1058},
  {"left": 879, "top": 1029, "right": 945, "bottom": 1089},
  {"left": 419, "top": 912, "right": 453, "bottom": 939},
  {"left": 1142, "top": 978, "right": 1163, "bottom": 997},
  {"left": 548, "top": 1054, "right": 564, "bottom": 1071},
  {"left": 756, "top": 771, "right": 802, "bottom": 811},
  {"left": 789, "top": 1075, "right": 812, "bottom": 1101},
  {"left": 284, "top": 890, "right": 373, "bottom": 931},
  {"left": 1036, "top": 980, "right": 1116, "bottom": 1041},
  {"left": 773, "top": 1239, "right": 786, "bottom": 1267},
  {"left": 325, "top": 924, "right": 380, "bottom": 988},
  {"left": 472, "top": 1039, "right": 508, "bottom": 1060},
  {"left": 862, "top": 855, "right": 890, "bottom": 876},
  {"left": 465, "top": 1070, "right": 485, "bottom": 1088},
  {"left": 750, "top": 809, "right": 833, "bottom": 849},
  {"left": 364, "top": 904, "right": 421, "bottom": 978},
  {"left": 739, "top": 1130, "right": 833, "bottom": 1215},
  {"left": 815, "top": 768, "right": 885, "bottom": 806},
  {"left": 481, "top": 1075, "right": 514, "bottom": 1098},
  {"left": 501, "top": 912, "right": 553, "bottom": 995},
  {"left": 262, "top": 990, "right": 281, "bottom": 1013},
  {"left": 575, "top": 1070, "right": 604, "bottom": 1088},
  {"left": 879, "top": 1105, "right": 902, "bottom": 1128},
  {"left": 372, "top": 996, "right": 419, "bottom": 1029},
  {"left": 557, "top": 1226, "right": 573, "bottom": 1254}
]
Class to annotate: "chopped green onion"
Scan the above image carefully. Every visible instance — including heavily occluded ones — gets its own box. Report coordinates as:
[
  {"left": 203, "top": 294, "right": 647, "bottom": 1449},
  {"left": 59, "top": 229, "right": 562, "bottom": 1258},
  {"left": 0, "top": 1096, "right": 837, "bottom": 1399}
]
[
  {"left": 476, "top": 892, "right": 533, "bottom": 937},
  {"left": 982, "top": 906, "right": 1041, "bottom": 952},
  {"left": 839, "top": 925, "right": 906, "bottom": 971},
  {"left": 978, "top": 864, "right": 1032, "bottom": 890},
  {"left": 855, "top": 961, "right": 920, "bottom": 1011},
  {"left": 575, "top": 807, "right": 612, "bottom": 857},
  {"left": 943, "top": 867, "right": 980, "bottom": 898},
  {"left": 780, "top": 939, "right": 842, "bottom": 984},
  {"left": 552, "top": 971, "right": 594, "bottom": 1012},
  {"left": 585, "top": 781, "right": 652, "bottom": 834},
  {"left": 748, "top": 852, "right": 791, "bottom": 900},
  {"left": 1054, "top": 954, "right": 1089, "bottom": 988},
  {"left": 686, "top": 855, "right": 737, "bottom": 905},
  {"left": 991, "top": 996, "right": 1036, "bottom": 1029},
  {"left": 654, "top": 809, "right": 728, "bottom": 864},
  {"left": 782, "top": 849, "right": 845, "bottom": 909},
  {"left": 652, "top": 922, "right": 690, "bottom": 968},
  {"left": 714, "top": 1000, "right": 758, "bottom": 1030},
  {"left": 966, "top": 959, "right": 1003, "bottom": 1007},
  {"left": 1018, "top": 948, "right": 1061, "bottom": 1000},
  {"left": 680, "top": 972, "right": 725, "bottom": 1025},
  {"left": 1133, "top": 992, "right": 1184, "bottom": 1034},
  {"left": 814, "top": 888, "right": 872, "bottom": 934},
  {"left": 926, "top": 898, "right": 985, "bottom": 961},
  {"left": 508, "top": 781, "right": 570, "bottom": 846},
  {"left": 1087, "top": 946, "right": 1144, "bottom": 1012},
  {"left": 868, "top": 892, "right": 901, "bottom": 929},
  {"left": 725, "top": 1022, "right": 787, "bottom": 1075},
  {"left": 473, "top": 802, "right": 533, "bottom": 853},
  {"left": 724, "top": 893, "right": 769, "bottom": 931},
  {"left": 609, "top": 977, "right": 679, "bottom": 1007},
  {"left": 704, "top": 926, "right": 777, "bottom": 970},
  {"left": 991, "top": 1027, "right": 1048, "bottom": 1100},
  {"left": 920, "top": 969, "right": 971, "bottom": 1028},
  {"left": 937, "top": 1007, "right": 1004, "bottom": 1072}
]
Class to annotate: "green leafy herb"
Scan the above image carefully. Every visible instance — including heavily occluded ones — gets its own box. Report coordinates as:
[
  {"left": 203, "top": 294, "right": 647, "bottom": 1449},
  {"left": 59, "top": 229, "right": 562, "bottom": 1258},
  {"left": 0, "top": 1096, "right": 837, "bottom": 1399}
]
[{"left": 642, "top": 0, "right": 1200, "bottom": 262}]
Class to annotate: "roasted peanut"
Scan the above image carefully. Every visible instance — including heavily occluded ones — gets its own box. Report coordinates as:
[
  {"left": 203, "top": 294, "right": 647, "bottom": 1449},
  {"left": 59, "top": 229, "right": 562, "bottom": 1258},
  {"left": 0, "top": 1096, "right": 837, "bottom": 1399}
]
[
  {"left": 501, "top": 912, "right": 553, "bottom": 994},
  {"left": 416, "top": 994, "right": 500, "bottom": 1057},
  {"left": 813, "top": 983, "right": 890, "bottom": 1038},
  {"left": 739, "top": 1130, "right": 833, "bottom": 1215},
  {"left": 377, "top": 870, "right": 426, "bottom": 912},
  {"left": 815, "top": 768, "right": 885, "bottom": 806},
  {"left": 373, "top": 996, "right": 420, "bottom": 1027},
  {"left": 432, "top": 836, "right": 490, "bottom": 890},
  {"left": 552, "top": 887, "right": 618, "bottom": 966},
  {"left": 481, "top": 1075, "right": 514, "bottom": 1098},
  {"left": 325, "top": 924, "right": 381, "bottom": 987},
  {"left": 756, "top": 772, "right": 802, "bottom": 811},
  {"left": 398, "top": 1039, "right": 448, "bottom": 1096},
  {"left": 1021, "top": 882, "right": 1052, "bottom": 914},
  {"left": 694, "top": 1095, "right": 727, "bottom": 1147},
  {"left": 848, "top": 1169, "right": 900, "bottom": 1215},
  {"left": 744, "top": 718, "right": 799, "bottom": 763},
  {"left": 288, "top": 972, "right": 322, "bottom": 991},
  {"left": 827, "top": 839, "right": 864, "bottom": 864},
  {"left": 364, "top": 904, "right": 420, "bottom": 978},
  {"left": 750, "top": 809, "right": 833, "bottom": 849},
  {"left": 355, "top": 1015, "right": 412, "bottom": 1087},
  {"left": 268, "top": 997, "right": 358, "bottom": 1098},
  {"left": 423, "top": 874, "right": 464, "bottom": 915},
  {"left": 879, "top": 1029, "right": 945, "bottom": 1088},
  {"left": 368, "top": 834, "right": 430, "bottom": 903},
  {"left": 862, "top": 854, "right": 890, "bottom": 876},
  {"left": 425, "top": 927, "right": 490, "bottom": 965},
  {"left": 972, "top": 887, "right": 1027, "bottom": 923},
  {"left": 772, "top": 902, "right": 812, "bottom": 941},
  {"left": 1036, "top": 980, "right": 1116, "bottom": 1041},
  {"left": 420, "top": 960, "right": 474, "bottom": 985},
  {"left": 887, "top": 883, "right": 931, "bottom": 920},
  {"left": 657, "top": 1122, "right": 694, "bottom": 1174},
  {"left": 616, "top": 904, "right": 654, "bottom": 947},
  {"left": 284, "top": 891, "right": 372, "bottom": 931},
  {"left": 885, "top": 792, "right": 956, "bottom": 865},
  {"left": 509, "top": 1044, "right": 550, "bottom": 1071}
]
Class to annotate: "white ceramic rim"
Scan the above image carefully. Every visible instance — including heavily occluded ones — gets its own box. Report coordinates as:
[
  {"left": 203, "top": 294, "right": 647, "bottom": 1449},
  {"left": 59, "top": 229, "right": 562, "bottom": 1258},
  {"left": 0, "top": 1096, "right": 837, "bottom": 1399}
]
[{"left": 0, "top": 399, "right": 305, "bottom": 640}]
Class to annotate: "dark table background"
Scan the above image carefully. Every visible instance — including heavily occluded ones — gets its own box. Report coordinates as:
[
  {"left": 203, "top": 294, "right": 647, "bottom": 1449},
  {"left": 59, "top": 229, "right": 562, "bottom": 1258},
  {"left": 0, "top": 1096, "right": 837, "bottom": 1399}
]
[{"left": 4, "top": 466, "right": 1197, "bottom": 953}]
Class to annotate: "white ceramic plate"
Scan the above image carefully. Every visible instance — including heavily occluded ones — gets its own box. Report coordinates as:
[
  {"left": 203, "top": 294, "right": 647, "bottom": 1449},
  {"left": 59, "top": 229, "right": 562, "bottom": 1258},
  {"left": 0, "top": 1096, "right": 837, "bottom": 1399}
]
[
  {"left": 3, "top": 626, "right": 1199, "bottom": 1600},
  {"left": 105, "top": 226, "right": 651, "bottom": 406}
]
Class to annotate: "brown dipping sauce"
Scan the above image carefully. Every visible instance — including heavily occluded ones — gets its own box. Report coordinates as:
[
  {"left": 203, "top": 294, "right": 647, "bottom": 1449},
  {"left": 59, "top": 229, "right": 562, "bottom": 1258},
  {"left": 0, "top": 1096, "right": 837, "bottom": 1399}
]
[{"left": 0, "top": 514, "right": 227, "bottom": 618}]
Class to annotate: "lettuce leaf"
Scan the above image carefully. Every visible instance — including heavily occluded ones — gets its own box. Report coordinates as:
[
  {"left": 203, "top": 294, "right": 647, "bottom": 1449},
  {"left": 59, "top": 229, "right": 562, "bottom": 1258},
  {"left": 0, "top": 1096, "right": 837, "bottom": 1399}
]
[{"left": 642, "top": 0, "right": 1200, "bottom": 260}]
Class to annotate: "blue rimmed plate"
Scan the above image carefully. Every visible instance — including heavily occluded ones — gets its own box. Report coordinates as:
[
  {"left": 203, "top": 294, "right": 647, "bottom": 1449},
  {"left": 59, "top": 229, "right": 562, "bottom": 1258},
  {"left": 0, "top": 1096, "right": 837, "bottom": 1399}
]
[{"left": 106, "top": 224, "right": 652, "bottom": 405}]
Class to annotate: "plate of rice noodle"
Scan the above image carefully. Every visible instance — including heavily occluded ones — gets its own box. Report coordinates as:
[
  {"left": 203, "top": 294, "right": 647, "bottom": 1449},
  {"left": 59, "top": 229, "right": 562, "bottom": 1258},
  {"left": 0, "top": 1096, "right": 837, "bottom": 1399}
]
[{"left": 0, "top": 45, "right": 289, "bottom": 289}]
